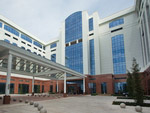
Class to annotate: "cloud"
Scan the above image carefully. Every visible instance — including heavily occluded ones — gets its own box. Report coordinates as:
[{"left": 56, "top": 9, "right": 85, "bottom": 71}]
[{"left": 0, "top": 0, "right": 134, "bottom": 42}]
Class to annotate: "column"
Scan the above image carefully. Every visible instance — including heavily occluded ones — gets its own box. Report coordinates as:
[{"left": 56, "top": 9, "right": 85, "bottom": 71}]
[
  {"left": 32, "top": 76, "right": 35, "bottom": 96},
  {"left": 3, "top": 53, "right": 12, "bottom": 104},
  {"left": 63, "top": 73, "right": 67, "bottom": 97},
  {"left": 83, "top": 77, "right": 85, "bottom": 94},
  {"left": 57, "top": 80, "right": 59, "bottom": 93}
]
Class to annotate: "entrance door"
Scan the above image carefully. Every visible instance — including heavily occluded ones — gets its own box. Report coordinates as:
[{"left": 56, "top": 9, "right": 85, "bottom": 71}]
[{"left": 101, "top": 82, "right": 107, "bottom": 94}]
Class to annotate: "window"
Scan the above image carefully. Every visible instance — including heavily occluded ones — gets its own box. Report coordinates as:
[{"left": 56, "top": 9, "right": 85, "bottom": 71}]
[
  {"left": 21, "top": 46, "right": 25, "bottom": 50},
  {"left": 51, "top": 49, "right": 56, "bottom": 52},
  {"left": 4, "top": 39, "right": 10, "bottom": 43},
  {"left": 43, "top": 52, "right": 45, "bottom": 54},
  {"left": 4, "top": 25, "right": 19, "bottom": 36},
  {"left": 65, "top": 42, "right": 83, "bottom": 73},
  {"left": 33, "top": 52, "right": 37, "bottom": 55},
  {"left": 13, "top": 37, "right": 18, "bottom": 40},
  {"left": 65, "top": 11, "right": 83, "bottom": 74},
  {"left": 109, "top": 18, "right": 124, "bottom": 28},
  {"left": 101, "top": 82, "right": 107, "bottom": 94},
  {"left": 12, "top": 43, "right": 17, "bottom": 46},
  {"left": 34, "top": 47, "right": 37, "bottom": 50},
  {"left": 50, "top": 43, "right": 57, "bottom": 48},
  {"left": 21, "top": 34, "right": 32, "bottom": 43},
  {"left": 43, "top": 46, "right": 45, "bottom": 50},
  {"left": 38, "top": 49, "right": 41, "bottom": 52},
  {"left": 89, "top": 33, "right": 94, "bottom": 36},
  {"left": 27, "top": 49, "right": 31, "bottom": 52},
  {"left": 66, "top": 43, "right": 69, "bottom": 47},
  {"left": 114, "top": 82, "right": 127, "bottom": 94},
  {"left": 51, "top": 54, "right": 56, "bottom": 62},
  {"left": 89, "top": 18, "right": 93, "bottom": 31},
  {"left": 5, "top": 33, "right": 10, "bottom": 37},
  {"left": 0, "top": 22, "right": 2, "bottom": 28},
  {"left": 89, "top": 39, "right": 95, "bottom": 75},
  {"left": 78, "top": 39, "right": 82, "bottom": 43},
  {"left": 65, "top": 11, "right": 82, "bottom": 43},
  {"left": 112, "top": 34, "right": 126, "bottom": 74},
  {"left": 33, "top": 41, "right": 42, "bottom": 48},
  {"left": 111, "top": 27, "right": 123, "bottom": 33},
  {"left": 21, "top": 41, "right": 26, "bottom": 44},
  {"left": 27, "top": 44, "right": 31, "bottom": 47},
  {"left": 38, "top": 54, "right": 41, "bottom": 56},
  {"left": 70, "top": 41, "right": 76, "bottom": 45}
]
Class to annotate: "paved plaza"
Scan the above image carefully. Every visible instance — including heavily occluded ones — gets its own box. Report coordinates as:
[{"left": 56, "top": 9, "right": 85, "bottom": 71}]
[{"left": 0, "top": 95, "right": 150, "bottom": 113}]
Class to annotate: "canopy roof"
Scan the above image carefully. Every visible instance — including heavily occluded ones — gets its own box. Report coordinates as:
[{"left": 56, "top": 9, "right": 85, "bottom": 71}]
[{"left": 0, "top": 41, "right": 84, "bottom": 80}]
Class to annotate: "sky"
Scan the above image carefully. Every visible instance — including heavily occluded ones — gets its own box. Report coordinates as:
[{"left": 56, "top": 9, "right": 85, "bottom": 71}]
[{"left": 0, "top": 0, "right": 134, "bottom": 42}]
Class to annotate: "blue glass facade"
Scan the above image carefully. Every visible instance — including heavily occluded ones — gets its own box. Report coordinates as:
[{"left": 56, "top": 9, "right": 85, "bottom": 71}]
[
  {"left": 0, "top": 22, "right": 2, "bottom": 28},
  {"left": 50, "top": 43, "right": 57, "bottom": 48},
  {"left": 4, "top": 39, "right": 10, "bottom": 43},
  {"left": 4, "top": 25, "right": 19, "bottom": 36},
  {"left": 112, "top": 34, "right": 126, "bottom": 74},
  {"left": 65, "top": 11, "right": 83, "bottom": 74},
  {"left": 33, "top": 41, "right": 42, "bottom": 48},
  {"left": 65, "top": 11, "right": 82, "bottom": 43},
  {"left": 51, "top": 54, "right": 56, "bottom": 62},
  {"left": 89, "top": 18, "right": 93, "bottom": 31},
  {"left": 21, "top": 34, "right": 32, "bottom": 43},
  {"left": 89, "top": 39, "right": 95, "bottom": 75},
  {"left": 109, "top": 18, "right": 124, "bottom": 28},
  {"left": 66, "top": 42, "right": 83, "bottom": 73}
]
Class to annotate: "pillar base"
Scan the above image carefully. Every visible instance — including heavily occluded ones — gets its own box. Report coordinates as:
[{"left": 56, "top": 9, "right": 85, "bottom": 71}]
[
  {"left": 63, "top": 93, "right": 67, "bottom": 97},
  {"left": 3, "top": 95, "right": 11, "bottom": 104},
  {"left": 32, "top": 92, "right": 34, "bottom": 96},
  {"left": 83, "top": 92, "right": 86, "bottom": 95}
]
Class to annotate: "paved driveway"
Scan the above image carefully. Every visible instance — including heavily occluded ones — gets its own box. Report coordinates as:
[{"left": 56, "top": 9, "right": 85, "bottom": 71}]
[{"left": 0, "top": 95, "right": 150, "bottom": 113}]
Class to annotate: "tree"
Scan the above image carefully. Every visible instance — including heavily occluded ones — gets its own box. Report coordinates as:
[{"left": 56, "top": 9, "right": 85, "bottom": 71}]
[
  {"left": 127, "top": 71, "right": 134, "bottom": 97},
  {"left": 127, "top": 58, "right": 144, "bottom": 105}
]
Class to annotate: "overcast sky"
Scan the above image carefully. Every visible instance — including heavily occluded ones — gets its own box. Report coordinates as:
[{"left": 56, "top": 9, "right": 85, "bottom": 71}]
[{"left": 0, "top": 0, "right": 134, "bottom": 42}]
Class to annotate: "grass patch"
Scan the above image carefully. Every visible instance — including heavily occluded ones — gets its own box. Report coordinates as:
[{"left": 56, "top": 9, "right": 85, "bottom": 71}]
[{"left": 91, "top": 93, "right": 98, "bottom": 96}]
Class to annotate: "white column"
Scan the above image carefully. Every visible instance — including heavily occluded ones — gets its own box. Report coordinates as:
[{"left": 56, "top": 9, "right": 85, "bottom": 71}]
[
  {"left": 83, "top": 77, "right": 85, "bottom": 94},
  {"left": 57, "top": 80, "right": 59, "bottom": 93},
  {"left": 32, "top": 76, "right": 35, "bottom": 93},
  {"left": 5, "top": 54, "right": 12, "bottom": 95},
  {"left": 64, "top": 73, "right": 66, "bottom": 94}
]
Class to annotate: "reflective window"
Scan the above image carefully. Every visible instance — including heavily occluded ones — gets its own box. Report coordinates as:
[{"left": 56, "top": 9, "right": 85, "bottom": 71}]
[
  {"left": 66, "top": 42, "right": 83, "bottom": 73},
  {"left": 51, "top": 54, "right": 56, "bottom": 62},
  {"left": 12, "top": 43, "right": 17, "bottom": 46},
  {"left": 89, "top": 39, "right": 95, "bottom": 75},
  {"left": 114, "top": 82, "right": 127, "bottom": 94},
  {"left": 4, "top": 39, "right": 10, "bottom": 43},
  {"left": 0, "top": 22, "right": 2, "bottom": 28},
  {"left": 109, "top": 18, "right": 124, "bottom": 28},
  {"left": 33, "top": 52, "right": 37, "bottom": 55},
  {"left": 4, "top": 25, "right": 19, "bottom": 36},
  {"left": 27, "top": 49, "right": 31, "bottom": 52},
  {"left": 101, "top": 82, "right": 107, "bottom": 94},
  {"left": 65, "top": 11, "right": 82, "bottom": 43},
  {"left": 89, "top": 18, "right": 93, "bottom": 31},
  {"left": 21, "top": 34, "right": 32, "bottom": 43},
  {"left": 88, "top": 83, "right": 96, "bottom": 93},
  {"left": 21, "top": 46, "right": 25, "bottom": 50},
  {"left": 112, "top": 34, "right": 126, "bottom": 74},
  {"left": 33, "top": 41, "right": 42, "bottom": 48},
  {"left": 65, "top": 11, "right": 83, "bottom": 74},
  {"left": 50, "top": 43, "right": 57, "bottom": 48}
]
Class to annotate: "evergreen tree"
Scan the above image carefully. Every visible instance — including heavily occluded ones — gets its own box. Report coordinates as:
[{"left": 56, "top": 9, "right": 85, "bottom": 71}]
[
  {"left": 127, "top": 71, "right": 134, "bottom": 97},
  {"left": 127, "top": 58, "right": 144, "bottom": 105}
]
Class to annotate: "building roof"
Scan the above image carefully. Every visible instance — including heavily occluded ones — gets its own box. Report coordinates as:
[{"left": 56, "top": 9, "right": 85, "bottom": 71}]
[{"left": 0, "top": 40, "right": 84, "bottom": 80}]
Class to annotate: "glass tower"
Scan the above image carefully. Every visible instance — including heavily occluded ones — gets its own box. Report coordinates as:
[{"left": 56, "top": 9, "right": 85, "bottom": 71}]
[{"left": 65, "top": 11, "right": 83, "bottom": 73}]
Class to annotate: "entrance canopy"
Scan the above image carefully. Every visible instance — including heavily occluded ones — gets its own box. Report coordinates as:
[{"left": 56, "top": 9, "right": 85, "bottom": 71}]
[{"left": 0, "top": 40, "right": 85, "bottom": 80}]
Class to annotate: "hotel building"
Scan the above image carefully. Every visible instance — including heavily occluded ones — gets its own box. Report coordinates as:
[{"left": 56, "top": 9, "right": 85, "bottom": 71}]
[{"left": 0, "top": 0, "right": 150, "bottom": 95}]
